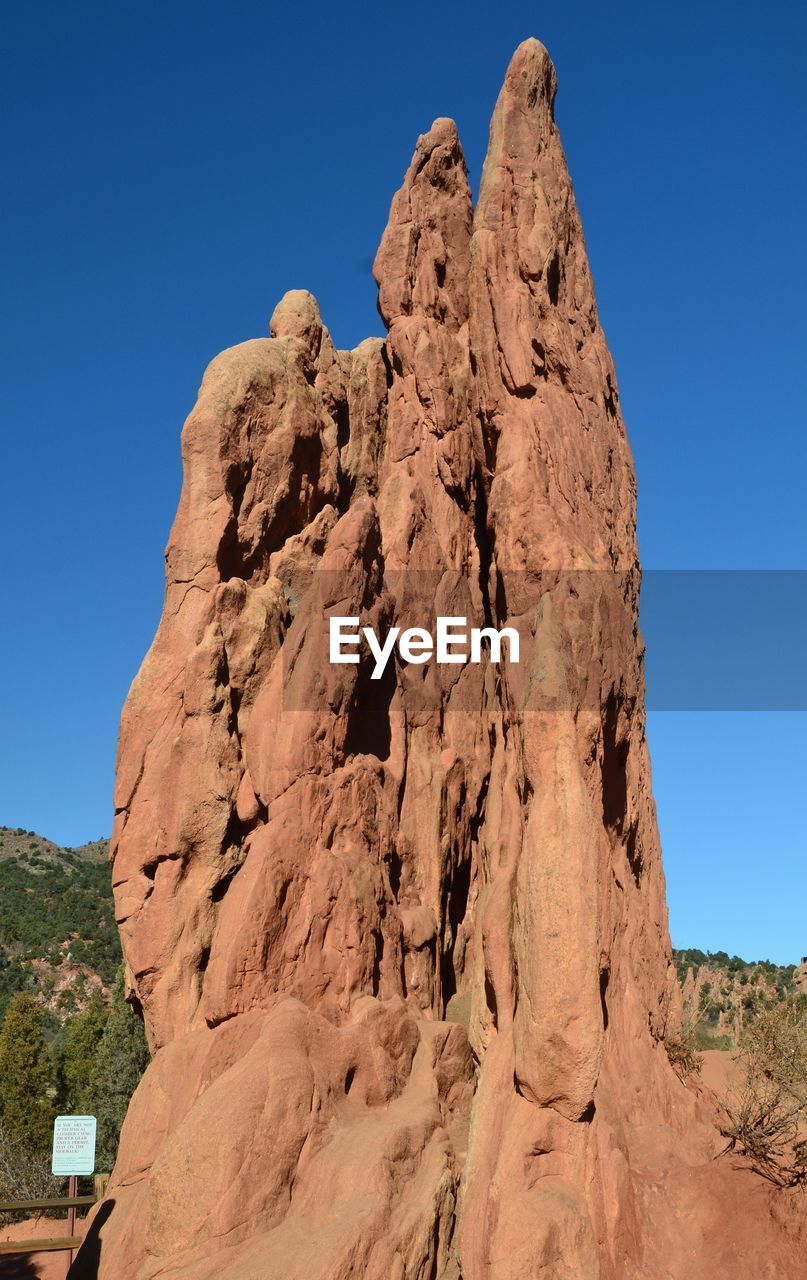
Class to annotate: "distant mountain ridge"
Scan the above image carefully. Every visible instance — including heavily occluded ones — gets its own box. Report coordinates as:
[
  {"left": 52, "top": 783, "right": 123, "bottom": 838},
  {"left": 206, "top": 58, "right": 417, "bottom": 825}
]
[{"left": 0, "top": 824, "right": 108, "bottom": 867}]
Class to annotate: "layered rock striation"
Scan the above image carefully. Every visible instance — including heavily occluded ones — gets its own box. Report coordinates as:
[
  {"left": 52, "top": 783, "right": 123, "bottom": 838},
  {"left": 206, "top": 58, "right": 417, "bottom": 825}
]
[{"left": 80, "top": 39, "right": 806, "bottom": 1280}]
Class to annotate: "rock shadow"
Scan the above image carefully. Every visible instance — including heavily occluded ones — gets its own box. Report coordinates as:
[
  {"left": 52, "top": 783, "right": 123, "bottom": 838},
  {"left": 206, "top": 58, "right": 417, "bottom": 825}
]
[{"left": 67, "top": 1199, "right": 115, "bottom": 1280}]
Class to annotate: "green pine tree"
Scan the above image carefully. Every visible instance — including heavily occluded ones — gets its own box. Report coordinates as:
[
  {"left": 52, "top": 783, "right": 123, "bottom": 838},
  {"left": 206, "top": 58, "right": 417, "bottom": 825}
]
[
  {"left": 88, "top": 968, "right": 150, "bottom": 1171},
  {"left": 0, "top": 992, "right": 57, "bottom": 1155},
  {"left": 59, "top": 993, "right": 109, "bottom": 1113}
]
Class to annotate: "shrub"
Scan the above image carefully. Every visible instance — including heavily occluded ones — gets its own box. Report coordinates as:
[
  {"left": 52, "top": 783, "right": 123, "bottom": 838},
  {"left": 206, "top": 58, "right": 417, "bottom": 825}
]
[
  {"left": 0, "top": 1122, "right": 64, "bottom": 1222},
  {"left": 665, "top": 1019, "right": 703, "bottom": 1080},
  {"left": 719, "top": 1002, "right": 806, "bottom": 1186}
]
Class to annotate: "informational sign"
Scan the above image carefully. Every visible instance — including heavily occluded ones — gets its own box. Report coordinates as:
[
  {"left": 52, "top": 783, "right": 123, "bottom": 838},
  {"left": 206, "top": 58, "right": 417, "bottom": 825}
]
[{"left": 51, "top": 1115, "right": 97, "bottom": 1176}]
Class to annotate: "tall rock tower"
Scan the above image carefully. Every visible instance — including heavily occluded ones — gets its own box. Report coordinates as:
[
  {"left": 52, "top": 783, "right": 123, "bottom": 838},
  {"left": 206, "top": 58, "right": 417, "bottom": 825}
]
[{"left": 80, "top": 40, "right": 806, "bottom": 1280}]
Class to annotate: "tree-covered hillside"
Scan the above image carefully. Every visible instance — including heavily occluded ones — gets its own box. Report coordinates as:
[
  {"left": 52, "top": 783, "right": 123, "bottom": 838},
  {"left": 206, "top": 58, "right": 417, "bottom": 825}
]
[
  {"left": 0, "top": 826, "right": 120, "bottom": 1022},
  {"left": 0, "top": 827, "right": 149, "bottom": 1194},
  {"left": 672, "top": 947, "right": 797, "bottom": 986},
  {"left": 672, "top": 947, "right": 800, "bottom": 1049}
]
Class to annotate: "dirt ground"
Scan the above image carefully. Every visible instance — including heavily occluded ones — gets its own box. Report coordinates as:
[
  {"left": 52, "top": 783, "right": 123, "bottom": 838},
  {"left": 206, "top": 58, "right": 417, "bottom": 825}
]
[
  {"left": 700, "top": 1047, "right": 743, "bottom": 1098},
  {"left": 0, "top": 1216, "right": 86, "bottom": 1280}
]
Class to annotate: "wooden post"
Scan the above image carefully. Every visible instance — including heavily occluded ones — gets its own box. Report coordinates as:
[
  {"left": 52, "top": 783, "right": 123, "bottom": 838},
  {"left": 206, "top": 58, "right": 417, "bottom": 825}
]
[{"left": 66, "top": 1174, "right": 78, "bottom": 1275}]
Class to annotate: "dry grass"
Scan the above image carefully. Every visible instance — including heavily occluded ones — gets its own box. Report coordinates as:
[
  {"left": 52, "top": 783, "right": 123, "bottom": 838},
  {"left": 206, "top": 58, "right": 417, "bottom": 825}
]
[
  {"left": 0, "top": 1123, "right": 64, "bottom": 1223},
  {"left": 665, "top": 1018, "right": 704, "bottom": 1080}
]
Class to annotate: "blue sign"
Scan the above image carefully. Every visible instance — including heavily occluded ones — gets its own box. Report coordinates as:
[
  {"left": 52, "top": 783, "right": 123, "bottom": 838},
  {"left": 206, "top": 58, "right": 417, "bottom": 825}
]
[{"left": 51, "top": 1115, "right": 97, "bottom": 1177}]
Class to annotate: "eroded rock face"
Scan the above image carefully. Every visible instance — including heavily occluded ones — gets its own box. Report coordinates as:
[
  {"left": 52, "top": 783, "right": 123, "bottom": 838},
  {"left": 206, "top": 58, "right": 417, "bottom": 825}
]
[{"left": 80, "top": 38, "right": 806, "bottom": 1280}]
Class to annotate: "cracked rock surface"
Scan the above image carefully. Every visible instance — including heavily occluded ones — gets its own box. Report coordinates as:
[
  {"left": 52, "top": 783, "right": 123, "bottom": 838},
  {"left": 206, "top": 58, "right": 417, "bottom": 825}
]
[{"left": 81, "top": 39, "right": 806, "bottom": 1280}]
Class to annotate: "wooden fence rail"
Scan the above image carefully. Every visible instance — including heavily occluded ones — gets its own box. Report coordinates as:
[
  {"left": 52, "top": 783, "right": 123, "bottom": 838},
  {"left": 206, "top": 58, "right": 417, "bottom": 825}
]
[
  {"left": 0, "top": 1178, "right": 107, "bottom": 1258},
  {"left": 0, "top": 1195, "right": 96, "bottom": 1213},
  {"left": 0, "top": 1235, "right": 83, "bottom": 1255}
]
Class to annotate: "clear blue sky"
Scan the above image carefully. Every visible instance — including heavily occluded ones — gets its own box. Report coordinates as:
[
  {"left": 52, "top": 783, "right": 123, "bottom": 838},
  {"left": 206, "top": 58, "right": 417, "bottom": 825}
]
[{"left": 0, "top": 2, "right": 804, "bottom": 962}]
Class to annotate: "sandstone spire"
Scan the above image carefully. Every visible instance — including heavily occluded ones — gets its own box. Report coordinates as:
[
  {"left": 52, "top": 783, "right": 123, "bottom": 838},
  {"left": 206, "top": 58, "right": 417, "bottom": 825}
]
[{"left": 83, "top": 40, "right": 807, "bottom": 1280}]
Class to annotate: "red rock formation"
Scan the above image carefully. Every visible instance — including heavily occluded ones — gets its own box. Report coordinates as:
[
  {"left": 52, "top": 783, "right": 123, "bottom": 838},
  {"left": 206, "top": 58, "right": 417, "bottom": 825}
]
[{"left": 79, "top": 39, "right": 806, "bottom": 1280}]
